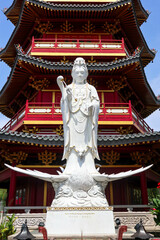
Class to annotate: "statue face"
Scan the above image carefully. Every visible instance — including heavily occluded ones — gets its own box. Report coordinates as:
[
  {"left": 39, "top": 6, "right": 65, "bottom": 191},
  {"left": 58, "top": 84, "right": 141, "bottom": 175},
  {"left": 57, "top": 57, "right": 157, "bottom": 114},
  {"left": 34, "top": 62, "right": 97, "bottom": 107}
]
[
  {"left": 73, "top": 66, "right": 86, "bottom": 83},
  {"left": 72, "top": 57, "right": 88, "bottom": 84}
]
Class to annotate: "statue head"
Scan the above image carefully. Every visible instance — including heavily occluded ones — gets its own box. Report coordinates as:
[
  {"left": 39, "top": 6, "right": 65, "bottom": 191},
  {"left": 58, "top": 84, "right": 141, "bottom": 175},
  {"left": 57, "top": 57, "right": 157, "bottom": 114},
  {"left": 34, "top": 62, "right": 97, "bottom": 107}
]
[{"left": 71, "top": 57, "right": 88, "bottom": 84}]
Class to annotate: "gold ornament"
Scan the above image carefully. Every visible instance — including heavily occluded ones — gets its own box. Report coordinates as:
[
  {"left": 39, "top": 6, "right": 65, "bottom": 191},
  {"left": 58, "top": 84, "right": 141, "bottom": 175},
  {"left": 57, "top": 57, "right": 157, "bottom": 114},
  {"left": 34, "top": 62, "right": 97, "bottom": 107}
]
[
  {"left": 61, "top": 56, "right": 69, "bottom": 64},
  {"left": 82, "top": 21, "right": 95, "bottom": 33},
  {"left": 107, "top": 76, "right": 127, "bottom": 91},
  {"left": 2, "top": 151, "right": 28, "bottom": 165},
  {"left": 88, "top": 78, "right": 98, "bottom": 88},
  {"left": 88, "top": 56, "right": 96, "bottom": 63},
  {"left": 102, "top": 150, "right": 120, "bottom": 165},
  {"left": 22, "top": 126, "right": 39, "bottom": 134},
  {"left": 103, "top": 20, "right": 120, "bottom": 35},
  {"left": 117, "top": 126, "right": 133, "bottom": 135},
  {"left": 130, "top": 151, "right": 156, "bottom": 165},
  {"left": 60, "top": 20, "right": 73, "bottom": 33},
  {"left": 35, "top": 21, "right": 54, "bottom": 34},
  {"left": 38, "top": 150, "right": 56, "bottom": 165},
  {"left": 53, "top": 125, "right": 64, "bottom": 136},
  {"left": 29, "top": 77, "right": 50, "bottom": 91}
]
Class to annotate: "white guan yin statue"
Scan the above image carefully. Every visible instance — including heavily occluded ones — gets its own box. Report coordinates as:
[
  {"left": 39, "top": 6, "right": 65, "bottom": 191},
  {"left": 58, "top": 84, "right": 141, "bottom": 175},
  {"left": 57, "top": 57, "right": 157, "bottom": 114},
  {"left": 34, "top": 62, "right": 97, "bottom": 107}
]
[{"left": 6, "top": 57, "right": 152, "bottom": 208}]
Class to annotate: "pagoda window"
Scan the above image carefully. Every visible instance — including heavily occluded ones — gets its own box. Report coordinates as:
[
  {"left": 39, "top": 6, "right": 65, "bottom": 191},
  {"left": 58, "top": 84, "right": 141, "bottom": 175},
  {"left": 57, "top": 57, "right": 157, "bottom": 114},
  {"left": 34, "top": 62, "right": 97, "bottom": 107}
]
[
  {"left": 103, "top": 91, "right": 120, "bottom": 103},
  {"left": 41, "top": 34, "right": 114, "bottom": 43},
  {"left": 34, "top": 91, "right": 52, "bottom": 104},
  {"left": 54, "top": 91, "right": 61, "bottom": 104},
  {"left": 15, "top": 188, "right": 26, "bottom": 206},
  {"left": 41, "top": 92, "right": 52, "bottom": 103}
]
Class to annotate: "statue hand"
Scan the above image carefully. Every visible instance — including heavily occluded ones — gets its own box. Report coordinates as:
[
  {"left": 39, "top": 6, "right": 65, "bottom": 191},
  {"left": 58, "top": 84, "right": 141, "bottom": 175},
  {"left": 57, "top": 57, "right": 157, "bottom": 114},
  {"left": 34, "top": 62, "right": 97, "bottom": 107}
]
[
  {"left": 66, "top": 87, "right": 72, "bottom": 98},
  {"left": 57, "top": 76, "right": 65, "bottom": 94},
  {"left": 57, "top": 75, "right": 64, "bottom": 85},
  {"left": 88, "top": 103, "right": 93, "bottom": 110}
]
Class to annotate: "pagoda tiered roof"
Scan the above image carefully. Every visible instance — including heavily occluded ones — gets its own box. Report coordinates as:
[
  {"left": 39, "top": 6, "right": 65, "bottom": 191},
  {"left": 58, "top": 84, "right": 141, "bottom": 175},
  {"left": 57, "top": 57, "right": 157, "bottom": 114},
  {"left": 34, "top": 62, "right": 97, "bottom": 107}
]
[
  {"left": 0, "top": 130, "right": 160, "bottom": 147},
  {"left": 5, "top": 0, "right": 149, "bottom": 26},
  {"left": 0, "top": 0, "right": 154, "bottom": 67},
  {"left": 0, "top": 50, "right": 159, "bottom": 119},
  {"left": 0, "top": 131, "right": 160, "bottom": 171}
]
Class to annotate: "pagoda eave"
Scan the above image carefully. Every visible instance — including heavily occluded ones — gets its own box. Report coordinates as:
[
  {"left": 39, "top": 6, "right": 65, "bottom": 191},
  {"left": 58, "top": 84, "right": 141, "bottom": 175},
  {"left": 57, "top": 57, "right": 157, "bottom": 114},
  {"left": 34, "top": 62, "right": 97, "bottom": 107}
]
[
  {"left": 0, "top": 51, "right": 159, "bottom": 119},
  {"left": 5, "top": 0, "right": 149, "bottom": 26},
  {"left": 4, "top": 0, "right": 24, "bottom": 26},
  {"left": 0, "top": 0, "right": 153, "bottom": 67},
  {"left": 0, "top": 131, "right": 160, "bottom": 147}
]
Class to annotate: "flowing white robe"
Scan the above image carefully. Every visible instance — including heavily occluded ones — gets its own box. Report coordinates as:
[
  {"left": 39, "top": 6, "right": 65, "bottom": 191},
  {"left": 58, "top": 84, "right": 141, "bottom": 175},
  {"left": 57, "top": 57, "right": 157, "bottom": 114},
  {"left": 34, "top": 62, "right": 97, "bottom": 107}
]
[{"left": 61, "top": 83, "right": 100, "bottom": 160}]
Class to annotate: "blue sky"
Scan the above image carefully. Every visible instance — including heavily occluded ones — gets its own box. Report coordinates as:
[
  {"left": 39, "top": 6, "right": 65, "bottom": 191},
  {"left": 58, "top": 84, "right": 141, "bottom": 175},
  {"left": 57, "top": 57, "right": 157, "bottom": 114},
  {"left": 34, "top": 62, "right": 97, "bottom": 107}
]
[{"left": 0, "top": 0, "right": 159, "bottom": 130}]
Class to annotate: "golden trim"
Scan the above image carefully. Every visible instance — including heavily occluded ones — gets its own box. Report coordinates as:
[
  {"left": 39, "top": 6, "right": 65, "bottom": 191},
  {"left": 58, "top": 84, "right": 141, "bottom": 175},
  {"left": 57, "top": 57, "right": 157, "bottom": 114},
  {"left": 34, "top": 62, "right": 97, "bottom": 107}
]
[
  {"left": 47, "top": 206, "right": 113, "bottom": 211},
  {"left": 31, "top": 52, "right": 126, "bottom": 57},
  {"left": 105, "top": 113, "right": 129, "bottom": 115},
  {"left": 16, "top": 165, "right": 142, "bottom": 169},
  {"left": 28, "top": 113, "right": 52, "bottom": 115},
  {"left": 98, "top": 121, "right": 133, "bottom": 125},
  {"left": 52, "top": 92, "right": 55, "bottom": 103},
  {"left": 101, "top": 92, "right": 104, "bottom": 103},
  {"left": 98, "top": 90, "right": 115, "bottom": 92},
  {"left": 17, "top": 165, "right": 62, "bottom": 168},
  {"left": 110, "top": 182, "right": 114, "bottom": 205},
  {"left": 42, "top": 89, "right": 60, "bottom": 92},
  {"left": 23, "top": 121, "right": 63, "bottom": 124},
  {"left": 42, "top": 90, "right": 114, "bottom": 93},
  {"left": 104, "top": 107, "right": 129, "bottom": 109},
  {"left": 43, "top": 181, "right": 47, "bottom": 210},
  {"left": 100, "top": 165, "right": 142, "bottom": 168},
  {"left": 28, "top": 107, "right": 52, "bottom": 109},
  {"left": 24, "top": 120, "right": 133, "bottom": 125}
]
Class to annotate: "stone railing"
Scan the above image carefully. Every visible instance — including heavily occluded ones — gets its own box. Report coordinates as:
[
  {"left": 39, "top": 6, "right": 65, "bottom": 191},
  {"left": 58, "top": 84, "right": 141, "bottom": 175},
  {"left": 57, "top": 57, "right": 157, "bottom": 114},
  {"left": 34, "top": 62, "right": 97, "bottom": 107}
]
[{"left": 3, "top": 206, "right": 160, "bottom": 232}]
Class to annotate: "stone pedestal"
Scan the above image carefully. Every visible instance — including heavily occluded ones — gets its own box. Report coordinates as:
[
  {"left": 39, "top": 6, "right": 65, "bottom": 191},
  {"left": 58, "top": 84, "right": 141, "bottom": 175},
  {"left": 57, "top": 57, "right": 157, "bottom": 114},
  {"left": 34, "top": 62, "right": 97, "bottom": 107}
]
[{"left": 45, "top": 207, "right": 116, "bottom": 238}]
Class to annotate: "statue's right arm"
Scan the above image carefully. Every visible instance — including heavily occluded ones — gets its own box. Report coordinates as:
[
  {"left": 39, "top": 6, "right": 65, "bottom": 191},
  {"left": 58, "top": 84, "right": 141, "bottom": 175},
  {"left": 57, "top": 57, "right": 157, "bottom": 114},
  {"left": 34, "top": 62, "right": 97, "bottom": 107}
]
[{"left": 57, "top": 75, "right": 65, "bottom": 99}]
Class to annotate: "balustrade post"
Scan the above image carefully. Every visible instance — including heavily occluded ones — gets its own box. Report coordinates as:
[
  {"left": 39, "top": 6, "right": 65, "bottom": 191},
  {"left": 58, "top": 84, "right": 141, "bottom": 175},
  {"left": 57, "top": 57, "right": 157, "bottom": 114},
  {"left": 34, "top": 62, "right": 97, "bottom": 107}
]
[
  {"left": 77, "top": 39, "right": 80, "bottom": 49},
  {"left": 122, "top": 37, "right": 124, "bottom": 51},
  {"left": 55, "top": 37, "right": 57, "bottom": 48},
  {"left": 52, "top": 103, "right": 54, "bottom": 119},
  {"left": 25, "top": 100, "right": 29, "bottom": 119},
  {"left": 31, "top": 36, "right": 34, "bottom": 51},
  {"left": 128, "top": 100, "right": 132, "bottom": 121}
]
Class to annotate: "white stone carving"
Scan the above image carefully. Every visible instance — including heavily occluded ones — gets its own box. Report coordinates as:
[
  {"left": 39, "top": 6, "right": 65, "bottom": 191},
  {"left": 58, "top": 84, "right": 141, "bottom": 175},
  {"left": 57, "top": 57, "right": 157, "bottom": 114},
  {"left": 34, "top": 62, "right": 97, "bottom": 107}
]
[
  {"left": 29, "top": 108, "right": 51, "bottom": 113},
  {"left": 58, "top": 43, "right": 76, "bottom": 48},
  {"left": 102, "top": 44, "right": 121, "bottom": 49},
  {"left": 45, "top": 209, "right": 115, "bottom": 237},
  {"left": 55, "top": 109, "right": 61, "bottom": 113},
  {"left": 79, "top": 43, "right": 99, "bottom": 48},
  {"left": 106, "top": 108, "right": 128, "bottom": 114},
  {"left": 35, "top": 43, "right": 55, "bottom": 48}
]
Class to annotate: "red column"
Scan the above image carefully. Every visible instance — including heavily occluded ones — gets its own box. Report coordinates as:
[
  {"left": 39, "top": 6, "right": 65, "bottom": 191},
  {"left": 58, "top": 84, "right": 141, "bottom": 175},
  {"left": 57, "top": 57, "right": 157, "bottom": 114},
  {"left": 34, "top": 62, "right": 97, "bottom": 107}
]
[
  {"left": 140, "top": 172, "right": 148, "bottom": 205},
  {"left": 8, "top": 163, "right": 16, "bottom": 206}
]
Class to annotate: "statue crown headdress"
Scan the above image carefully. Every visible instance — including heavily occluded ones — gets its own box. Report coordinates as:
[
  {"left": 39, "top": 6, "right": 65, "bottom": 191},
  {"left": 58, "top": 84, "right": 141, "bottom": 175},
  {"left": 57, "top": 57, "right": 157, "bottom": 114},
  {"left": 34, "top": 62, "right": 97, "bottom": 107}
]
[{"left": 74, "top": 57, "right": 86, "bottom": 66}]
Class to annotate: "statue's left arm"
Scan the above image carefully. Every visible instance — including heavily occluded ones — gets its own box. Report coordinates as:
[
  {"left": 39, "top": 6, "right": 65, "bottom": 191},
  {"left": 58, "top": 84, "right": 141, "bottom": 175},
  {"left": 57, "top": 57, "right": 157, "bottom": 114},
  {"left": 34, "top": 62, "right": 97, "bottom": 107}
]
[{"left": 90, "top": 85, "right": 100, "bottom": 160}]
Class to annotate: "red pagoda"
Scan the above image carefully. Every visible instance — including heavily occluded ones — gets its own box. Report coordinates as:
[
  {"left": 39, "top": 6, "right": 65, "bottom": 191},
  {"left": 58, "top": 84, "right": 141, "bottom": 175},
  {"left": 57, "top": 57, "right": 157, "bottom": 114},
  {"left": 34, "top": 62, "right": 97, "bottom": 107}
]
[{"left": 0, "top": 0, "right": 160, "bottom": 215}]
